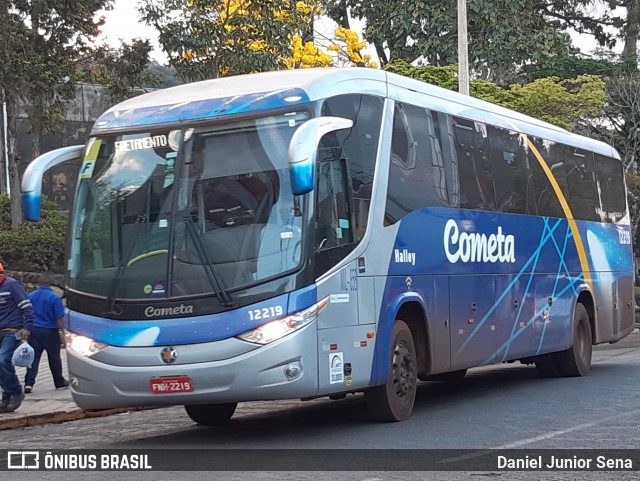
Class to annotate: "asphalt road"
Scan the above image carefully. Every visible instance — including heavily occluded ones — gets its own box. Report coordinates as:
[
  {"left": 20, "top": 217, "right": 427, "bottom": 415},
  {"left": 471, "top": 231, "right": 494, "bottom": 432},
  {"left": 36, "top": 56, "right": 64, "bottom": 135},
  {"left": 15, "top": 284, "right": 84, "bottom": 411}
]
[{"left": 2, "top": 332, "right": 640, "bottom": 481}]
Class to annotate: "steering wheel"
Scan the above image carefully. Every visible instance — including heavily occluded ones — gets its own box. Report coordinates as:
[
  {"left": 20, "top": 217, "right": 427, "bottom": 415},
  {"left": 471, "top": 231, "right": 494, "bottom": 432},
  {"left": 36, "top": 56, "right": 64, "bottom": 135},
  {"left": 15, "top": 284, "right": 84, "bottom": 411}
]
[{"left": 127, "top": 249, "right": 169, "bottom": 266}]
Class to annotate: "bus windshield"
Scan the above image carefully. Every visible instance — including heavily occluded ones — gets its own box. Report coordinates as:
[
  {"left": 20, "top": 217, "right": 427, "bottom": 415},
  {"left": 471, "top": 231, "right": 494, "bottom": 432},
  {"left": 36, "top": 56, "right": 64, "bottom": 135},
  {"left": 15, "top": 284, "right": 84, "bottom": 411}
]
[{"left": 68, "top": 111, "right": 309, "bottom": 301}]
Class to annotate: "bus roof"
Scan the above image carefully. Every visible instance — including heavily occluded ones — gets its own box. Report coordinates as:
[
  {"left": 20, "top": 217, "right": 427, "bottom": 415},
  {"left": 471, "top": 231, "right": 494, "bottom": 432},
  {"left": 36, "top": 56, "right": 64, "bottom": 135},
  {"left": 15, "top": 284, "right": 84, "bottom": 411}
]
[{"left": 93, "top": 67, "right": 619, "bottom": 160}]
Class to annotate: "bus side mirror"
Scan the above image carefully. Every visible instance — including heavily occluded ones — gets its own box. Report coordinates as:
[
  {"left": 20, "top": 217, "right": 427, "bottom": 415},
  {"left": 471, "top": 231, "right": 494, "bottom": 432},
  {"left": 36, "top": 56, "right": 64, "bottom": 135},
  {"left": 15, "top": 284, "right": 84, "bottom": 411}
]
[
  {"left": 288, "top": 116, "right": 353, "bottom": 195},
  {"left": 21, "top": 145, "right": 85, "bottom": 221}
]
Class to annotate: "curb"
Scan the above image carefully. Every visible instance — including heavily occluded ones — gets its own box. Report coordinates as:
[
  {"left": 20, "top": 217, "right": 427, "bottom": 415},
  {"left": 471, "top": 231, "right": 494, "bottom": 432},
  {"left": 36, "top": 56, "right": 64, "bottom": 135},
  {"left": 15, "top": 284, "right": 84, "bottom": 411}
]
[{"left": 0, "top": 406, "right": 158, "bottom": 431}]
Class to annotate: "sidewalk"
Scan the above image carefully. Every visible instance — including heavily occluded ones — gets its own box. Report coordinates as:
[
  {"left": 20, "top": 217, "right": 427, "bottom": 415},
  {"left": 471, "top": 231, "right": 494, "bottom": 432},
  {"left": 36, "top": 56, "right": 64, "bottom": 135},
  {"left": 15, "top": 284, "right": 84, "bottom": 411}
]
[{"left": 0, "top": 348, "right": 144, "bottom": 431}]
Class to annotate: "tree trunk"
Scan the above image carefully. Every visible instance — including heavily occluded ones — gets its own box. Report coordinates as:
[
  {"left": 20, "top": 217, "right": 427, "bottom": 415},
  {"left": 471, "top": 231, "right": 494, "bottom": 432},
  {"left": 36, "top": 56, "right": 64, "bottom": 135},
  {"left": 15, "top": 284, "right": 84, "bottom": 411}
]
[
  {"left": 31, "top": 94, "right": 43, "bottom": 160},
  {"left": 0, "top": 98, "right": 5, "bottom": 194},
  {"left": 6, "top": 96, "right": 22, "bottom": 229},
  {"left": 622, "top": 0, "right": 640, "bottom": 64}
]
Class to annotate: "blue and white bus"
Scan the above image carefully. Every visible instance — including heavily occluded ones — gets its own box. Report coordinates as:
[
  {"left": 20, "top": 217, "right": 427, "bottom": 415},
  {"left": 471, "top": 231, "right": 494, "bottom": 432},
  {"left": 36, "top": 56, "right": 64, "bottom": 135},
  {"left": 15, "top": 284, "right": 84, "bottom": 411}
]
[{"left": 22, "top": 68, "right": 634, "bottom": 423}]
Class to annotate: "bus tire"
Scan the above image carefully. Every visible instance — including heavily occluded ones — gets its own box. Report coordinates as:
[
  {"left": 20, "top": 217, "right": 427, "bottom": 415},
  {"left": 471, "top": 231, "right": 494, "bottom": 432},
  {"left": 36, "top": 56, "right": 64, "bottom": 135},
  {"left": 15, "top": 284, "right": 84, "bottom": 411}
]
[
  {"left": 365, "top": 320, "right": 417, "bottom": 422},
  {"left": 184, "top": 402, "right": 237, "bottom": 426},
  {"left": 555, "top": 303, "right": 592, "bottom": 377}
]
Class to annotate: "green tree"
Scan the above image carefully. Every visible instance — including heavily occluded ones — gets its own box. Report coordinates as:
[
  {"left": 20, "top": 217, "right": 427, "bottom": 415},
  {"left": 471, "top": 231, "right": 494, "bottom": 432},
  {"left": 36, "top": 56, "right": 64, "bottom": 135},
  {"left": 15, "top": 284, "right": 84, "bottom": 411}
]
[
  {"left": 83, "top": 39, "right": 161, "bottom": 103},
  {"left": 0, "top": 0, "right": 114, "bottom": 229},
  {"left": 329, "top": 0, "right": 620, "bottom": 83}
]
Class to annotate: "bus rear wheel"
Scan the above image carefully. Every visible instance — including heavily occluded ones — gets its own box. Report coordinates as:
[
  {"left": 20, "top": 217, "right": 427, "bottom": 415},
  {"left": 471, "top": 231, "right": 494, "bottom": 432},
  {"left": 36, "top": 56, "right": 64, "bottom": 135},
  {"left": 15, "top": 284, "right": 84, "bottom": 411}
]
[
  {"left": 555, "top": 303, "right": 592, "bottom": 376},
  {"left": 184, "top": 402, "right": 237, "bottom": 426},
  {"left": 366, "top": 320, "right": 417, "bottom": 422},
  {"left": 535, "top": 303, "right": 592, "bottom": 378}
]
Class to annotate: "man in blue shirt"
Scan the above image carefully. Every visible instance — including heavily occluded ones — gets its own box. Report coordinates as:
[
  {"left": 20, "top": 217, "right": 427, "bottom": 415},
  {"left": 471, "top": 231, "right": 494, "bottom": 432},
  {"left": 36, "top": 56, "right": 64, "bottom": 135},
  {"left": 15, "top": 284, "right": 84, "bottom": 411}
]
[
  {"left": 23, "top": 272, "right": 68, "bottom": 393},
  {"left": 0, "top": 262, "right": 33, "bottom": 413}
]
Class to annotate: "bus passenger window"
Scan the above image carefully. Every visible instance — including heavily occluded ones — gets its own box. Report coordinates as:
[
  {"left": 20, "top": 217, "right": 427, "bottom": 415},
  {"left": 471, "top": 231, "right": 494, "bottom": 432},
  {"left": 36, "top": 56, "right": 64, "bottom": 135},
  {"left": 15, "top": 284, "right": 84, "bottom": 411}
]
[
  {"left": 488, "top": 126, "right": 532, "bottom": 215},
  {"left": 596, "top": 154, "right": 626, "bottom": 223},
  {"left": 453, "top": 118, "right": 495, "bottom": 211},
  {"left": 528, "top": 137, "right": 565, "bottom": 218},
  {"left": 384, "top": 102, "right": 448, "bottom": 225},
  {"left": 564, "top": 149, "right": 600, "bottom": 221}
]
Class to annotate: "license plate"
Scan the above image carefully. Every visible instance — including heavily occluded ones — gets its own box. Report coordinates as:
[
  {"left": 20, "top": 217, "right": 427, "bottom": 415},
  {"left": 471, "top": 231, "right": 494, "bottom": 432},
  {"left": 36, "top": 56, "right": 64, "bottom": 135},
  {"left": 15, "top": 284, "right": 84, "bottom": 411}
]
[{"left": 150, "top": 376, "right": 193, "bottom": 394}]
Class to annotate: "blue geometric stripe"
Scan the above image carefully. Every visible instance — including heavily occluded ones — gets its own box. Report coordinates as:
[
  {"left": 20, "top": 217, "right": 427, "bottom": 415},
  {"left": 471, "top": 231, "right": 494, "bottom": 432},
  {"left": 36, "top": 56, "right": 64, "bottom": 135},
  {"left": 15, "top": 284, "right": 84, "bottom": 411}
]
[
  {"left": 500, "top": 221, "right": 548, "bottom": 360},
  {"left": 488, "top": 274, "right": 584, "bottom": 365},
  {"left": 456, "top": 217, "right": 564, "bottom": 355},
  {"left": 536, "top": 221, "right": 575, "bottom": 354}
]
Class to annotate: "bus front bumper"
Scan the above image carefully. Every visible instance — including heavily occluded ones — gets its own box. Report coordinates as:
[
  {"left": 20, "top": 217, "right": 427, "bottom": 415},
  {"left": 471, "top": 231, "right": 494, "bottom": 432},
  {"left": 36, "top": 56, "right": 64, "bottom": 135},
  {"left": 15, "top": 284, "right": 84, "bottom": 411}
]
[{"left": 66, "top": 325, "right": 318, "bottom": 410}]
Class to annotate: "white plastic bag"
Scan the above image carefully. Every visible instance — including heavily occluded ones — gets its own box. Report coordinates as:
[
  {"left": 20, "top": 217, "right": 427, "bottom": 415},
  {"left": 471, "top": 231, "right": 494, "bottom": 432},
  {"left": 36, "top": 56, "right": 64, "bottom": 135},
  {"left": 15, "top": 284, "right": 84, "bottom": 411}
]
[{"left": 12, "top": 340, "right": 35, "bottom": 368}]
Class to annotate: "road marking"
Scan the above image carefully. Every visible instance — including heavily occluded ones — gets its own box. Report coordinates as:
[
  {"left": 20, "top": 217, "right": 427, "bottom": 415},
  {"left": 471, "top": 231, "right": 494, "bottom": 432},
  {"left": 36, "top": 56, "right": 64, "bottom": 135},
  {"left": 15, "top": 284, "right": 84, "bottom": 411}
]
[{"left": 441, "top": 407, "right": 640, "bottom": 464}]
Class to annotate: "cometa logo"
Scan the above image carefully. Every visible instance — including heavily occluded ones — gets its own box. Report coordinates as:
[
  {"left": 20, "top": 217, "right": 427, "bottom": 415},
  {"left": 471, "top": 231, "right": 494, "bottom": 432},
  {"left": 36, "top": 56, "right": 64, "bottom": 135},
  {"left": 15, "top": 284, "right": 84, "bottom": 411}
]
[
  {"left": 444, "top": 219, "right": 516, "bottom": 264},
  {"left": 144, "top": 304, "right": 194, "bottom": 318}
]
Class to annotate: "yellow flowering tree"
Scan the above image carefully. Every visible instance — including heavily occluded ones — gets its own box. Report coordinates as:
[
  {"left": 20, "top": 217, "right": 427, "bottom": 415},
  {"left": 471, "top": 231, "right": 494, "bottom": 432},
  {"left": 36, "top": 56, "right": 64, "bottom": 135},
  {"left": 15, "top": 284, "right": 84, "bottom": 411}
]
[
  {"left": 139, "top": 0, "right": 376, "bottom": 81},
  {"left": 325, "top": 26, "right": 377, "bottom": 68},
  {"left": 140, "top": 0, "right": 301, "bottom": 80}
]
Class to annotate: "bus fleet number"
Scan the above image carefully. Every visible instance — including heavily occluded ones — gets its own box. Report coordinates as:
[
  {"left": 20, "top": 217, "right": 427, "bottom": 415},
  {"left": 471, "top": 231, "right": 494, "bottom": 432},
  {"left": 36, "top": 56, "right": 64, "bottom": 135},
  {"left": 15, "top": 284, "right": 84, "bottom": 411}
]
[
  {"left": 618, "top": 230, "right": 631, "bottom": 245},
  {"left": 248, "top": 306, "right": 284, "bottom": 321}
]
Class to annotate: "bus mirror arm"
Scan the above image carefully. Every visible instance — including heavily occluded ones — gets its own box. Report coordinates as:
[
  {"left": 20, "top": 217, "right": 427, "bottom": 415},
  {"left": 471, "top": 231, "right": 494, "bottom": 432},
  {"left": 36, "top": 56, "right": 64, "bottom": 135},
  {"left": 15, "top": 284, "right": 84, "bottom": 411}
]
[
  {"left": 288, "top": 116, "right": 353, "bottom": 196},
  {"left": 21, "top": 145, "right": 85, "bottom": 221}
]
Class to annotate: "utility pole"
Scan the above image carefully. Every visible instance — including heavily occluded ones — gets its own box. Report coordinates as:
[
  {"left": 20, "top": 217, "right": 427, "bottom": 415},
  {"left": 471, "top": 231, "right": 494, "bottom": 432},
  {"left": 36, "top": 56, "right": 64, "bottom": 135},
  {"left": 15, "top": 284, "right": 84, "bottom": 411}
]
[
  {"left": 1, "top": 88, "right": 8, "bottom": 194},
  {"left": 458, "top": 0, "right": 469, "bottom": 96}
]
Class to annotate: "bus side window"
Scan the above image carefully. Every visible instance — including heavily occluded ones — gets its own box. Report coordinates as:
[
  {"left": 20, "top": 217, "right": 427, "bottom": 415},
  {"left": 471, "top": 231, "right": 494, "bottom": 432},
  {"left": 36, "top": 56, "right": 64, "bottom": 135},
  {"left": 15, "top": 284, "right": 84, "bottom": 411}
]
[
  {"left": 452, "top": 117, "right": 495, "bottom": 211},
  {"left": 432, "top": 111, "right": 460, "bottom": 208},
  {"left": 321, "top": 94, "right": 383, "bottom": 242},
  {"left": 384, "top": 102, "right": 449, "bottom": 225},
  {"left": 487, "top": 126, "right": 532, "bottom": 215},
  {"left": 596, "top": 154, "right": 626, "bottom": 223},
  {"left": 315, "top": 145, "right": 354, "bottom": 252},
  {"left": 528, "top": 137, "right": 565, "bottom": 219},
  {"left": 564, "top": 149, "right": 600, "bottom": 221}
]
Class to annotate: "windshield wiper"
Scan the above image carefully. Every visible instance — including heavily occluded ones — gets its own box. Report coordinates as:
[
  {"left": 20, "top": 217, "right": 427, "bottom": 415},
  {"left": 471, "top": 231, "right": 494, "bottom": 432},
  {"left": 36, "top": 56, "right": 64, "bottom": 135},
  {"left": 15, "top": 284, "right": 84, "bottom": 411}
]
[
  {"left": 184, "top": 217, "right": 234, "bottom": 307},
  {"left": 103, "top": 214, "right": 146, "bottom": 316}
]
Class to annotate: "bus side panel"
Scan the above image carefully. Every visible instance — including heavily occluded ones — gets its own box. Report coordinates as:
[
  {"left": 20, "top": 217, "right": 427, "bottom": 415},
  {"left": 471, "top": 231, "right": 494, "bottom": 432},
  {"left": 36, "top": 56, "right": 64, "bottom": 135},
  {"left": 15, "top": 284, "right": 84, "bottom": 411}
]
[
  {"left": 582, "top": 222, "right": 635, "bottom": 342},
  {"left": 315, "top": 261, "right": 377, "bottom": 393},
  {"left": 316, "top": 261, "right": 360, "bottom": 330},
  {"left": 317, "top": 325, "right": 377, "bottom": 394},
  {"left": 450, "top": 275, "right": 497, "bottom": 370},
  {"left": 370, "top": 275, "right": 450, "bottom": 385},
  {"left": 591, "top": 274, "right": 634, "bottom": 342},
  {"left": 531, "top": 274, "right": 573, "bottom": 356},
  {"left": 492, "top": 273, "right": 538, "bottom": 362}
]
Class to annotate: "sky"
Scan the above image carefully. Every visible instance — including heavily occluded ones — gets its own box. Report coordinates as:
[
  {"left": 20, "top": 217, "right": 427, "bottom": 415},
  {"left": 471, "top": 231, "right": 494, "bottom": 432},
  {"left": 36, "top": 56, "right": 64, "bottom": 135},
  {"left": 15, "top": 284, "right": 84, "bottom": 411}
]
[{"left": 98, "top": 2, "right": 166, "bottom": 63}]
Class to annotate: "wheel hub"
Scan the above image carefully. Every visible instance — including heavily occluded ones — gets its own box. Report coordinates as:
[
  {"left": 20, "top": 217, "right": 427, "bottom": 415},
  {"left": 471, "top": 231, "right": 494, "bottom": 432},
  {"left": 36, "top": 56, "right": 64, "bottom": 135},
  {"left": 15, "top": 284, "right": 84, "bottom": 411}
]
[{"left": 392, "top": 341, "right": 415, "bottom": 399}]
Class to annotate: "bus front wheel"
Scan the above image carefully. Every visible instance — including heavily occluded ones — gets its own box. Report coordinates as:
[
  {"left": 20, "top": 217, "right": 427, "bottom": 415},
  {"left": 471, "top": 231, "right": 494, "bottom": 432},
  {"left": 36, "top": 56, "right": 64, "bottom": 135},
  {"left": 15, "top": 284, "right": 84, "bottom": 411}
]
[
  {"left": 366, "top": 320, "right": 417, "bottom": 422},
  {"left": 184, "top": 402, "right": 237, "bottom": 426}
]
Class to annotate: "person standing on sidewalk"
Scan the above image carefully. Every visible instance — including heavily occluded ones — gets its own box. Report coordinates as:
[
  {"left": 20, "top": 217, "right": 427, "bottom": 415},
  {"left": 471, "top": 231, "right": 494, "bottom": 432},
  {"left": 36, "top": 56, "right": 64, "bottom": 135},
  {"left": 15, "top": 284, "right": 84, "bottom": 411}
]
[
  {"left": 0, "top": 262, "right": 33, "bottom": 413},
  {"left": 24, "top": 272, "right": 68, "bottom": 393}
]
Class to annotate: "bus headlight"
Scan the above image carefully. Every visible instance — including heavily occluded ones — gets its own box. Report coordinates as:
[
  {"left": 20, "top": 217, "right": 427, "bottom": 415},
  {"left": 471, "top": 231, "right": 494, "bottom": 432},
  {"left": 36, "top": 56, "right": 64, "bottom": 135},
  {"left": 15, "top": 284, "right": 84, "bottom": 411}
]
[
  {"left": 65, "top": 332, "right": 108, "bottom": 357},
  {"left": 237, "top": 297, "right": 329, "bottom": 345}
]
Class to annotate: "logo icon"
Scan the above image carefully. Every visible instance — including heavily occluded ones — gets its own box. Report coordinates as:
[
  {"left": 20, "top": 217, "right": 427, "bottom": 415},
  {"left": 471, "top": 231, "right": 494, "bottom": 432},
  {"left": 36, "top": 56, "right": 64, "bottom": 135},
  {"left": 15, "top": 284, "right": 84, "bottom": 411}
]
[
  {"left": 160, "top": 347, "right": 178, "bottom": 364},
  {"left": 7, "top": 451, "right": 39, "bottom": 469}
]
